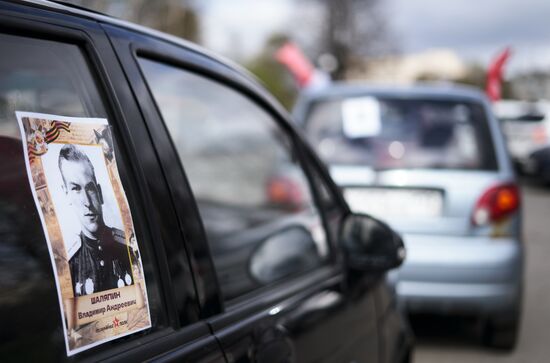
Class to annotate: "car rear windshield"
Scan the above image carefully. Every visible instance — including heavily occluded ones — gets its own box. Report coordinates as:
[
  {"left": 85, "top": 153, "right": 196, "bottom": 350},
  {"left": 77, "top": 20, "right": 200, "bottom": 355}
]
[{"left": 303, "top": 96, "right": 498, "bottom": 171}]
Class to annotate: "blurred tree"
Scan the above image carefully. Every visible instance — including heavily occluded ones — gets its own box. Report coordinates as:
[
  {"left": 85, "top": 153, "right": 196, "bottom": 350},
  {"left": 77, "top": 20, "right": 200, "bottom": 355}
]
[
  {"left": 415, "top": 72, "right": 444, "bottom": 83},
  {"left": 292, "top": 0, "right": 397, "bottom": 80},
  {"left": 502, "top": 78, "right": 515, "bottom": 99},
  {"left": 132, "top": 0, "right": 200, "bottom": 42},
  {"left": 245, "top": 34, "right": 299, "bottom": 110},
  {"left": 68, "top": 0, "right": 201, "bottom": 42},
  {"left": 453, "top": 63, "right": 486, "bottom": 89}
]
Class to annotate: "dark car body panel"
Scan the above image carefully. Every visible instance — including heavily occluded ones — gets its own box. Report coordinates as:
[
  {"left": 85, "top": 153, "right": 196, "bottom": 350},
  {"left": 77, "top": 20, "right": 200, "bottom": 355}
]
[{"left": 0, "top": 1, "right": 412, "bottom": 362}]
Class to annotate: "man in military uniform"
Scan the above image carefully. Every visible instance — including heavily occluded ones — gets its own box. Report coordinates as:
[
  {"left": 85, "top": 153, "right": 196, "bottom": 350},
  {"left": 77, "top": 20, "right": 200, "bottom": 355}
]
[{"left": 58, "top": 144, "right": 133, "bottom": 296}]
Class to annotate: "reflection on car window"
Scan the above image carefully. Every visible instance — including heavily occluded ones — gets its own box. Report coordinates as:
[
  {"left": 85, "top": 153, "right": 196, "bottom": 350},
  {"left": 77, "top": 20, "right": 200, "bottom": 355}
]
[
  {"left": 139, "top": 58, "right": 329, "bottom": 300},
  {"left": 0, "top": 35, "right": 107, "bottom": 139},
  {"left": 305, "top": 97, "right": 497, "bottom": 171}
]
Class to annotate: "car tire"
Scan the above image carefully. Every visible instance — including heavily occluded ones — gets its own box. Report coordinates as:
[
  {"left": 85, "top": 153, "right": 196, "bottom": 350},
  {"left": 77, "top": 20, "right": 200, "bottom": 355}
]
[{"left": 482, "top": 314, "right": 520, "bottom": 351}]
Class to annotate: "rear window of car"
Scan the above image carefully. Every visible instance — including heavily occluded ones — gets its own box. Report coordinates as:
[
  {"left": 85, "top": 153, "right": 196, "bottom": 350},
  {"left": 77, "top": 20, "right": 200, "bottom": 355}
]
[
  {"left": 303, "top": 96, "right": 498, "bottom": 171},
  {"left": 0, "top": 32, "right": 164, "bottom": 359}
]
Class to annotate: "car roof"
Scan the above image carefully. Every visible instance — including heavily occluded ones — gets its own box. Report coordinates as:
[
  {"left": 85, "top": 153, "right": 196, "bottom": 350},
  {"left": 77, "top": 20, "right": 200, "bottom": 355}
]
[{"left": 299, "top": 82, "right": 489, "bottom": 103}]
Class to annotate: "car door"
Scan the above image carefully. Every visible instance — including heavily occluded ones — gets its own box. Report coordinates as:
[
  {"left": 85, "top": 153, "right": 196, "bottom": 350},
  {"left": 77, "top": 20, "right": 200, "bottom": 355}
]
[
  {"left": 105, "top": 23, "right": 382, "bottom": 362},
  {"left": 0, "top": 2, "right": 225, "bottom": 361}
]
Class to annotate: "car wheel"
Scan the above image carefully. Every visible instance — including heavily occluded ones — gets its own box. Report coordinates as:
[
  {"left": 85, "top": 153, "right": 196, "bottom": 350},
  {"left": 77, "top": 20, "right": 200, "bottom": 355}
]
[{"left": 482, "top": 314, "right": 520, "bottom": 350}]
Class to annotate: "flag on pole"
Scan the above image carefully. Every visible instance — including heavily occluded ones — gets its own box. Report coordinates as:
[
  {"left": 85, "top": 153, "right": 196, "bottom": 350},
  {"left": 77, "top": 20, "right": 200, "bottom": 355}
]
[
  {"left": 486, "top": 47, "right": 512, "bottom": 102},
  {"left": 275, "top": 42, "right": 315, "bottom": 88}
]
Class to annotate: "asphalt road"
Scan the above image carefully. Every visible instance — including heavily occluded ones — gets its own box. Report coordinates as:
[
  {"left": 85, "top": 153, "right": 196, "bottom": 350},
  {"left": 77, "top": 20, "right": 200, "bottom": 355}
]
[{"left": 413, "top": 180, "right": 550, "bottom": 362}]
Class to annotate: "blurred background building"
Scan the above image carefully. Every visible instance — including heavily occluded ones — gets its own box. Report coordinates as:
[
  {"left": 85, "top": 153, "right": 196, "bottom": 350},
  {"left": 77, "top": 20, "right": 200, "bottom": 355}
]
[{"left": 347, "top": 49, "right": 468, "bottom": 84}]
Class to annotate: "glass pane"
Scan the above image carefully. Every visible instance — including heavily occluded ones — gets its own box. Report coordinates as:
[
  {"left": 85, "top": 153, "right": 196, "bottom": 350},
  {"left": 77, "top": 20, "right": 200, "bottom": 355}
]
[
  {"left": 305, "top": 97, "right": 497, "bottom": 171},
  {"left": 139, "top": 58, "right": 329, "bottom": 300},
  {"left": 0, "top": 33, "right": 161, "bottom": 360}
]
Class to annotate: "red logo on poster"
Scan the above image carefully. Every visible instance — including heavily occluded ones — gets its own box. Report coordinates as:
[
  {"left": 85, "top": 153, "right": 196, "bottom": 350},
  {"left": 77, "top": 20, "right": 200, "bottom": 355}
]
[{"left": 113, "top": 317, "right": 120, "bottom": 328}]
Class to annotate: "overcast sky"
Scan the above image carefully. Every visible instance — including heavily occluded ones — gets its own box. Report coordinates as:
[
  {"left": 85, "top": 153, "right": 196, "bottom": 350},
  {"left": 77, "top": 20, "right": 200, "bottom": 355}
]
[
  {"left": 386, "top": 0, "right": 550, "bottom": 74},
  {"left": 202, "top": 0, "right": 292, "bottom": 60},
  {"left": 202, "top": 0, "right": 550, "bottom": 75}
]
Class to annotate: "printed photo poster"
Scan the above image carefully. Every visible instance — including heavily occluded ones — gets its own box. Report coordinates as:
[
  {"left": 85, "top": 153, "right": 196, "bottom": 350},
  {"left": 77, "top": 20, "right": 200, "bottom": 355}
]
[{"left": 15, "top": 111, "right": 151, "bottom": 356}]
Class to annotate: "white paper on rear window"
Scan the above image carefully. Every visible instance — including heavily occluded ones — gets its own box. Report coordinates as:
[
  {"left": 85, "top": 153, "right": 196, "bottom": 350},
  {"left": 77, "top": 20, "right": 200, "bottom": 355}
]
[{"left": 341, "top": 97, "right": 381, "bottom": 138}]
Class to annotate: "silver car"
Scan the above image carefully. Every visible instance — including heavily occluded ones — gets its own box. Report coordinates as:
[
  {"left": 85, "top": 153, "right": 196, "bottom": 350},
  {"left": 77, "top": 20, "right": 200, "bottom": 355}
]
[{"left": 294, "top": 83, "right": 523, "bottom": 350}]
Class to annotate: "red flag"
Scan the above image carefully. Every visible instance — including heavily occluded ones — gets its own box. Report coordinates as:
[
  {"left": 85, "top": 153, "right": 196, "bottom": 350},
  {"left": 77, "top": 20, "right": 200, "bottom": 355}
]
[
  {"left": 486, "top": 47, "right": 512, "bottom": 102},
  {"left": 275, "top": 42, "right": 315, "bottom": 88}
]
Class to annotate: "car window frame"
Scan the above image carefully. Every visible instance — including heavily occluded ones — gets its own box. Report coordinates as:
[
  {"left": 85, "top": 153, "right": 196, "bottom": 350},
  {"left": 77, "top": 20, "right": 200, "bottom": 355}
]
[
  {"left": 107, "top": 25, "right": 349, "bottom": 313},
  {"left": 137, "top": 55, "right": 340, "bottom": 292},
  {"left": 0, "top": 3, "right": 212, "bottom": 361},
  {"left": 135, "top": 51, "right": 341, "bottom": 301},
  {"left": 134, "top": 50, "right": 340, "bottom": 296}
]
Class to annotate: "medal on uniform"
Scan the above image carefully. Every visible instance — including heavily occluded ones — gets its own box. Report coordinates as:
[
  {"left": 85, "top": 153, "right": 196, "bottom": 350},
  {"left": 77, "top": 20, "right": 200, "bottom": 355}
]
[{"left": 125, "top": 273, "right": 132, "bottom": 286}]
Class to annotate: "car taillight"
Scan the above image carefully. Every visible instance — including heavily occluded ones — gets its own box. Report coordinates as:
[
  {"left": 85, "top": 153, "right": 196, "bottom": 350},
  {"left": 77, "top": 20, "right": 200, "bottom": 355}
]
[
  {"left": 267, "top": 176, "right": 304, "bottom": 210},
  {"left": 532, "top": 125, "right": 547, "bottom": 144},
  {"left": 471, "top": 183, "right": 520, "bottom": 226}
]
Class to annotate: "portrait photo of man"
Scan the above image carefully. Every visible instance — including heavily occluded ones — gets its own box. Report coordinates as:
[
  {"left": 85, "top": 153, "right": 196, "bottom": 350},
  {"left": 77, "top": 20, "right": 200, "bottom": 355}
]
[
  {"left": 58, "top": 144, "right": 133, "bottom": 296},
  {"left": 17, "top": 113, "right": 152, "bottom": 353}
]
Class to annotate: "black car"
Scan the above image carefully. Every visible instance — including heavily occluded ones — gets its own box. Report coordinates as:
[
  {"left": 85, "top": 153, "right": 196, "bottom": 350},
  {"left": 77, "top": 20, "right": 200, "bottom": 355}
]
[{"left": 0, "top": 1, "right": 412, "bottom": 362}]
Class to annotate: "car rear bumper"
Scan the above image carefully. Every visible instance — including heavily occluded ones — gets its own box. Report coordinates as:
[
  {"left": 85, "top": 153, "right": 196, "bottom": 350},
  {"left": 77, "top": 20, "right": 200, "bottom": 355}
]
[{"left": 388, "top": 233, "right": 523, "bottom": 316}]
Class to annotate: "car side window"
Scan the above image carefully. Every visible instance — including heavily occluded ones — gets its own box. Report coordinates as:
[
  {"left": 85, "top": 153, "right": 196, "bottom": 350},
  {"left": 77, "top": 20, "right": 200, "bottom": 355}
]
[
  {"left": 0, "top": 33, "right": 165, "bottom": 359},
  {"left": 139, "top": 58, "right": 330, "bottom": 301}
]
